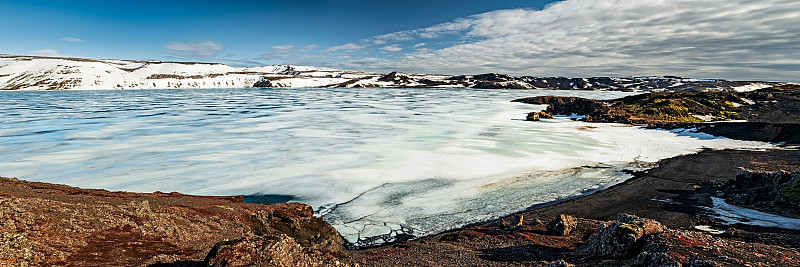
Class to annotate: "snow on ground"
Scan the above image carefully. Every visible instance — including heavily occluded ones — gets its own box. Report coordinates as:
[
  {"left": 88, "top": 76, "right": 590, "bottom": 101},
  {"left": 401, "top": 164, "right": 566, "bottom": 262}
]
[
  {"left": 709, "top": 197, "right": 800, "bottom": 230},
  {"left": 732, "top": 83, "right": 775, "bottom": 92}
]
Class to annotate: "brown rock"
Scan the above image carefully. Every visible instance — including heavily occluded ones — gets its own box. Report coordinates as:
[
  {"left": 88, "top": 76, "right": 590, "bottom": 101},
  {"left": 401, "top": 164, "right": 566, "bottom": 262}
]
[
  {"left": 0, "top": 177, "right": 345, "bottom": 266},
  {"left": 204, "top": 234, "right": 327, "bottom": 267},
  {"left": 526, "top": 111, "right": 554, "bottom": 121},
  {"left": 526, "top": 112, "right": 540, "bottom": 121},
  {"left": 252, "top": 208, "right": 344, "bottom": 252},
  {"left": 547, "top": 214, "right": 577, "bottom": 236}
]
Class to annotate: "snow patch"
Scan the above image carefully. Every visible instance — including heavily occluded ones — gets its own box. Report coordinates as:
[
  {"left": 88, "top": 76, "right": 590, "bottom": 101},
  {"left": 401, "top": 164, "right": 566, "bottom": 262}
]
[{"left": 709, "top": 197, "right": 800, "bottom": 230}]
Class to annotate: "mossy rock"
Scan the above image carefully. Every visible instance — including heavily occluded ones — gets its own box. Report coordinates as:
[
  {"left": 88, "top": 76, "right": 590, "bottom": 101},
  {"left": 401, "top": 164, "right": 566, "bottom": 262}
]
[
  {"left": 782, "top": 183, "right": 800, "bottom": 204},
  {"left": 617, "top": 222, "right": 644, "bottom": 239}
]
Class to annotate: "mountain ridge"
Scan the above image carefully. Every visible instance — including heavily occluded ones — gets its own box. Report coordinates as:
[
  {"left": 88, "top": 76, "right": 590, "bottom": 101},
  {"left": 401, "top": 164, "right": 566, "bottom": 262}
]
[{"left": 0, "top": 54, "right": 792, "bottom": 91}]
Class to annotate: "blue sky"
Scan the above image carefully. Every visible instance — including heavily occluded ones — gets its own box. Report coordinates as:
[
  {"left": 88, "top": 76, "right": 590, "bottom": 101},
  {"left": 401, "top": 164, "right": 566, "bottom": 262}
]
[
  {"left": 2, "top": 0, "right": 800, "bottom": 81},
  {"left": 0, "top": 0, "right": 552, "bottom": 63}
]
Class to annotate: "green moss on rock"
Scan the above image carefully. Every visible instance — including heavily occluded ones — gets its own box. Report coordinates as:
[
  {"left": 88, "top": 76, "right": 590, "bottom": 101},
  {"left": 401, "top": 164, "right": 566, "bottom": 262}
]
[{"left": 782, "top": 183, "right": 800, "bottom": 204}]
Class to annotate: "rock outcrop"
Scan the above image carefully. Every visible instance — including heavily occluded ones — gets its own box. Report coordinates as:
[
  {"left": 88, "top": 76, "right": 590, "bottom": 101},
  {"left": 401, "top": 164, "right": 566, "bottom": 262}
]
[
  {"left": 720, "top": 169, "right": 800, "bottom": 217},
  {"left": 377, "top": 72, "right": 412, "bottom": 83},
  {"left": 546, "top": 214, "right": 577, "bottom": 236},
  {"left": 576, "top": 214, "right": 667, "bottom": 258},
  {"left": 253, "top": 76, "right": 273, "bottom": 87},
  {"left": 204, "top": 234, "right": 346, "bottom": 267},
  {"left": 512, "top": 90, "right": 800, "bottom": 124},
  {"left": 0, "top": 177, "right": 344, "bottom": 266}
]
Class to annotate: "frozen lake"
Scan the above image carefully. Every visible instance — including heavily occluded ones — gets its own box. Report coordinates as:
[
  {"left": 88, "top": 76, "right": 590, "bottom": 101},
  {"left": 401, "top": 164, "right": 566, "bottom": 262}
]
[{"left": 0, "top": 87, "right": 772, "bottom": 247}]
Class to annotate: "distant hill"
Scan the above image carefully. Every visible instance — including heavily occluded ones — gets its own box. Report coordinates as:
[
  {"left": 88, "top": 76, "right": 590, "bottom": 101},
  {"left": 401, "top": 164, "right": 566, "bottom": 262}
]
[{"left": 0, "top": 55, "right": 791, "bottom": 91}]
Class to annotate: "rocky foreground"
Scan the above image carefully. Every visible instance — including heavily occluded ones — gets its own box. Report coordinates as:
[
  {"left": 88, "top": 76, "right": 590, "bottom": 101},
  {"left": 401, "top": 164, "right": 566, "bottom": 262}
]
[
  {"left": 0, "top": 178, "right": 347, "bottom": 266},
  {"left": 3, "top": 148, "right": 799, "bottom": 266}
]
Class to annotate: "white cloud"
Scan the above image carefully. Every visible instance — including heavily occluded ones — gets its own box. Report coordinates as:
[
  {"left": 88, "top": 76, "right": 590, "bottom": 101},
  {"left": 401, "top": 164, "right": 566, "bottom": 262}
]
[
  {"left": 270, "top": 45, "right": 295, "bottom": 55},
  {"left": 300, "top": 45, "right": 319, "bottom": 52},
  {"left": 61, "top": 37, "right": 84, "bottom": 42},
  {"left": 413, "top": 43, "right": 427, "bottom": 48},
  {"left": 261, "top": 44, "right": 321, "bottom": 61},
  {"left": 165, "top": 41, "right": 224, "bottom": 59},
  {"left": 327, "top": 43, "right": 366, "bottom": 52},
  {"left": 320, "top": 0, "right": 800, "bottom": 82},
  {"left": 380, "top": 44, "right": 403, "bottom": 52},
  {"left": 29, "top": 49, "right": 62, "bottom": 57}
]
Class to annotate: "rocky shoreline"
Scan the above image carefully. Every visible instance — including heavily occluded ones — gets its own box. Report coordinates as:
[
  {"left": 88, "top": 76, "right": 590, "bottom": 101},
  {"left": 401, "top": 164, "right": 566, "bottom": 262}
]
[
  {"left": 3, "top": 147, "right": 799, "bottom": 266},
  {"left": 343, "top": 149, "right": 800, "bottom": 266}
]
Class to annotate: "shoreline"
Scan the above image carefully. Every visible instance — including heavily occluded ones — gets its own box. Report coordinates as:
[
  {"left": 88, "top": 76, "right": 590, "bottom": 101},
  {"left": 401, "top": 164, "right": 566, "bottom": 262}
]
[
  {"left": 3, "top": 147, "right": 798, "bottom": 266},
  {"left": 344, "top": 147, "right": 800, "bottom": 266}
]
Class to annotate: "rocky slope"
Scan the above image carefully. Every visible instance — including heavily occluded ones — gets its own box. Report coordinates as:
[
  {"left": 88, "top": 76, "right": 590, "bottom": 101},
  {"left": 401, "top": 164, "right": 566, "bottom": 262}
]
[
  {"left": 1, "top": 54, "right": 790, "bottom": 91},
  {"left": 513, "top": 85, "right": 800, "bottom": 144},
  {"left": 0, "top": 177, "right": 347, "bottom": 266}
]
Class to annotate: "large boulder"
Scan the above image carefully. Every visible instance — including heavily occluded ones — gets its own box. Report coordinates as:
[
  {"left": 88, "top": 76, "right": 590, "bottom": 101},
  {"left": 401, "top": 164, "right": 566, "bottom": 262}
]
[
  {"left": 526, "top": 112, "right": 540, "bottom": 121},
  {"left": 547, "top": 214, "right": 577, "bottom": 236},
  {"left": 204, "top": 234, "right": 340, "bottom": 267},
  {"left": 251, "top": 206, "right": 344, "bottom": 252},
  {"left": 577, "top": 214, "right": 667, "bottom": 258}
]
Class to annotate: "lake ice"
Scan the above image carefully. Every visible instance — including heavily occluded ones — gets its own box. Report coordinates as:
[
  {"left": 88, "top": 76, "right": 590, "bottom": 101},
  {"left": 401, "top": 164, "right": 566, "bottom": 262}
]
[{"left": 0, "top": 87, "right": 773, "bottom": 247}]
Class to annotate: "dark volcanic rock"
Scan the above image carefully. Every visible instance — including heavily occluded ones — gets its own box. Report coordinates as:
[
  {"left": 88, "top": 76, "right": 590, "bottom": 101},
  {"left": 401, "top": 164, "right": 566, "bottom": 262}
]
[
  {"left": 513, "top": 91, "right": 770, "bottom": 124},
  {"left": 378, "top": 72, "right": 412, "bottom": 83},
  {"left": 513, "top": 96, "right": 578, "bottom": 105},
  {"left": 253, "top": 76, "right": 272, "bottom": 87},
  {"left": 721, "top": 168, "right": 800, "bottom": 217},
  {"left": 472, "top": 81, "right": 531, "bottom": 89},
  {"left": 547, "top": 214, "right": 577, "bottom": 236},
  {"left": 473, "top": 73, "right": 515, "bottom": 82},
  {"left": 577, "top": 214, "right": 667, "bottom": 258},
  {"left": 513, "top": 96, "right": 610, "bottom": 117},
  {"left": 647, "top": 122, "right": 800, "bottom": 144}
]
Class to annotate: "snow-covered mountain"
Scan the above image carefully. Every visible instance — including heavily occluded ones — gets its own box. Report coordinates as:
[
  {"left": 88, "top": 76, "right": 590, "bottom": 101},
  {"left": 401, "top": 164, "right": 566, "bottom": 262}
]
[
  {"left": 0, "top": 54, "right": 787, "bottom": 91},
  {"left": 0, "top": 55, "right": 373, "bottom": 90}
]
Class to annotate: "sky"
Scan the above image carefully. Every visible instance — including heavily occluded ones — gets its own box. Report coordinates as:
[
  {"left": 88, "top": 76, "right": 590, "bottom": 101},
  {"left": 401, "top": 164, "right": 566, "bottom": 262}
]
[{"left": 1, "top": 0, "right": 799, "bottom": 81}]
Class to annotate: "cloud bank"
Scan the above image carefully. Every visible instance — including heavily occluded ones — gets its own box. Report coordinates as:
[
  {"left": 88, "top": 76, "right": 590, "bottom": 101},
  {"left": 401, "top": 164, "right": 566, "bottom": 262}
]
[{"left": 294, "top": 0, "right": 800, "bottom": 81}]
